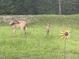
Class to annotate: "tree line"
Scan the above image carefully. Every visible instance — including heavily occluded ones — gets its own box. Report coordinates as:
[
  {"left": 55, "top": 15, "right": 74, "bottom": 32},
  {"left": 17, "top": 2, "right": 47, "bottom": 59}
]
[{"left": 0, "top": 0, "right": 79, "bottom": 15}]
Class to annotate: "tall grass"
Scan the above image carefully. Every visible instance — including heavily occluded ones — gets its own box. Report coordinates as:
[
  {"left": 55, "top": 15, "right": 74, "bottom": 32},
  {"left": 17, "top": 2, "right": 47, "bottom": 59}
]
[{"left": 0, "top": 15, "right": 79, "bottom": 59}]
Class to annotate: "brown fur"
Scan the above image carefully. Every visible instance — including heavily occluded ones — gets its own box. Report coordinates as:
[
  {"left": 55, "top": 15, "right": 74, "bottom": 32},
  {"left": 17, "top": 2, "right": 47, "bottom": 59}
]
[
  {"left": 45, "top": 23, "right": 51, "bottom": 36},
  {"left": 9, "top": 20, "right": 28, "bottom": 34}
]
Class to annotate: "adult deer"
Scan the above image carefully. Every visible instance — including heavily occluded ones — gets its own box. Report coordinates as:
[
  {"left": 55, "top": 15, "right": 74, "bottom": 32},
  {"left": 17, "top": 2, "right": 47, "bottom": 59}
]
[{"left": 9, "top": 19, "right": 28, "bottom": 34}]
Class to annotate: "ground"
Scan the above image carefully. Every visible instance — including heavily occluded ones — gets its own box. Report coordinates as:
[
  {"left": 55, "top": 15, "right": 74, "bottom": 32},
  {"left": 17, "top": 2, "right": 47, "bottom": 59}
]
[{"left": 0, "top": 15, "right": 79, "bottom": 59}]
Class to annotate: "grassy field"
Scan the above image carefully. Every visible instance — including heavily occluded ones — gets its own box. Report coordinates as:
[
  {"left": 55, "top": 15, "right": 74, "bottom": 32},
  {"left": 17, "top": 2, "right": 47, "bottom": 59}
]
[{"left": 0, "top": 15, "right": 79, "bottom": 59}]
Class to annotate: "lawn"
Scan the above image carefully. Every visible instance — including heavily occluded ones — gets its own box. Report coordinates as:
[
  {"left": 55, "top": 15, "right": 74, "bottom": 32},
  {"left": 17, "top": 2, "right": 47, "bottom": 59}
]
[{"left": 0, "top": 15, "right": 79, "bottom": 59}]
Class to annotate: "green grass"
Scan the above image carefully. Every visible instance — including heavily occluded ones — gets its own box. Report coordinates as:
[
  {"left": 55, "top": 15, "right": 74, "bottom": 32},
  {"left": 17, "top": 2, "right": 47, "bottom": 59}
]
[{"left": 0, "top": 15, "right": 79, "bottom": 59}]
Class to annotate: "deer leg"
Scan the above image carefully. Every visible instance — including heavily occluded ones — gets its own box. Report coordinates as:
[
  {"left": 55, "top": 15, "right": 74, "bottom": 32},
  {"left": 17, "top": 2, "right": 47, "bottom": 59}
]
[
  {"left": 13, "top": 28, "right": 16, "bottom": 34},
  {"left": 12, "top": 28, "right": 16, "bottom": 36},
  {"left": 21, "top": 27, "right": 26, "bottom": 35},
  {"left": 46, "top": 29, "right": 49, "bottom": 36},
  {"left": 23, "top": 26, "right": 27, "bottom": 34},
  {"left": 12, "top": 26, "right": 16, "bottom": 34}
]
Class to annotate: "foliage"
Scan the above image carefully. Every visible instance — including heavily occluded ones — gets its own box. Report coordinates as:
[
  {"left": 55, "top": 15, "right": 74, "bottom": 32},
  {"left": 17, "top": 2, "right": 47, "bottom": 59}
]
[{"left": 0, "top": 0, "right": 78, "bottom": 14}]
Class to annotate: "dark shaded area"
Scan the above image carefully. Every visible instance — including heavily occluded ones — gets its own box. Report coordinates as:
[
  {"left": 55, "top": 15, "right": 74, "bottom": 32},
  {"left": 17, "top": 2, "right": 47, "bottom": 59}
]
[{"left": 0, "top": 0, "right": 78, "bottom": 15}]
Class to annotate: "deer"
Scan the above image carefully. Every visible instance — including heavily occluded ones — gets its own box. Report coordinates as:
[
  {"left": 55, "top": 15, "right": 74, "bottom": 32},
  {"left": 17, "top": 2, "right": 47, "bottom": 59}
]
[
  {"left": 9, "top": 19, "right": 28, "bottom": 35},
  {"left": 45, "top": 23, "right": 52, "bottom": 36}
]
